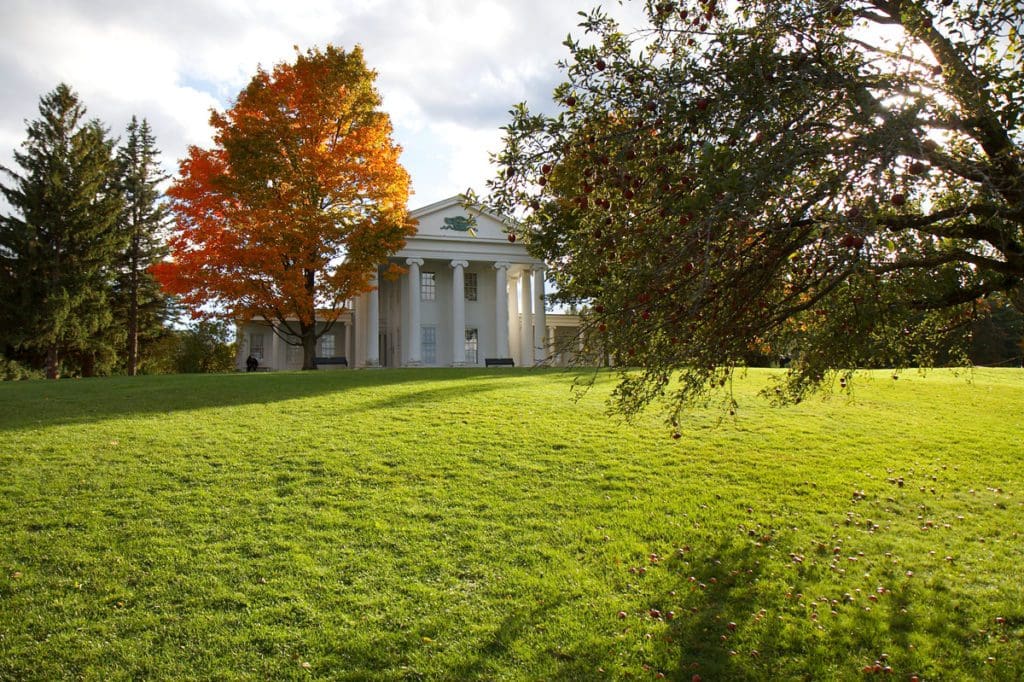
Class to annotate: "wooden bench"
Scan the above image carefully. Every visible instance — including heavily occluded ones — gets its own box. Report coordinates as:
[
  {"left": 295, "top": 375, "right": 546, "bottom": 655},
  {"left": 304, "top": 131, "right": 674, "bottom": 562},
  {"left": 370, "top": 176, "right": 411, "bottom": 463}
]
[
  {"left": 315, "top": 356, "right": 348, "bottom": 367},
  {"left": 484, "top": 358, "right": 515, "bottom": 368}
]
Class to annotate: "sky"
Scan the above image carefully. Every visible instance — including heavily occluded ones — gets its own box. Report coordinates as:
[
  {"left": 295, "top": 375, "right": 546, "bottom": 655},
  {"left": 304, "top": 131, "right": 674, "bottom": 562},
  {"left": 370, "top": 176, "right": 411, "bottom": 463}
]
[{"left": 0, "top": 0, "right": 646, "bottom": 209}]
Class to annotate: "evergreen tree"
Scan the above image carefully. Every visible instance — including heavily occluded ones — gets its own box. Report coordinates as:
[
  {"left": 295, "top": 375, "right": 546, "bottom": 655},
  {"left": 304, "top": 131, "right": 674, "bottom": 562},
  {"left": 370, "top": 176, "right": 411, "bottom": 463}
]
[
  {"left": 0, "top": 84, "right": 125, "bottom": 378},
  {"left": 114, "top": 116, "right": 171, "bottom": 375}
]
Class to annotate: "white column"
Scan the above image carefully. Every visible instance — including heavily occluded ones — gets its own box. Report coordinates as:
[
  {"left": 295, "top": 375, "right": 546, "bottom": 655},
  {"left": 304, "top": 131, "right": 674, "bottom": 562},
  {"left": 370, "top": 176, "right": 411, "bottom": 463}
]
[
  {"left": 508, "top": 272, "right": 520, "bottom": 365},
  {"left": 271, "top": 324, "right": 280, "bottom": 369},
  {"left": 450, "top": 260, "right": 468, "bottom": 366},
  {"left": 365, "top": 271, "right": 380, "bottom": 367},
  {"left": 533, "top": 268, "right": 547, "bottom": 364},
  {"left": 493, "top": 262, "right": 510, "bottom": 359},
  {"left": 348, "top": 312, "right": 356, "bottom": 366},
  {"left": 547, "top": 325, "right": 556, "bottom": 365},
  {"left": 520, "top": 269, "right": 534, "bottom": 367},
  {"left": 340, "top": 322, "right": 348, "bottom": 366},
  {"left": 406, "top": 258, "right": 423, "bottom": 366}
]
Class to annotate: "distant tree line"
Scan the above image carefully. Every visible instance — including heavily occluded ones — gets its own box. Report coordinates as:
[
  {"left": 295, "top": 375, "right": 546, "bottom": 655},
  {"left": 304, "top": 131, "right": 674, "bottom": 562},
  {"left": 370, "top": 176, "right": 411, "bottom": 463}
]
[{"left": 0, "top": 83, "right": 234, "bottom": 379}]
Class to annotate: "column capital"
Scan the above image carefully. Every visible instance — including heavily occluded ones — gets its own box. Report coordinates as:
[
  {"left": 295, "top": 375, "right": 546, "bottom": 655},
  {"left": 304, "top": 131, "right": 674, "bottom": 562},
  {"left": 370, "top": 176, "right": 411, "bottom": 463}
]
[
  {"left": 405, "top": 257, "right": 424, "bottom": 267},
  {"left": 493, "top": 261, "right": 511, "bottom": 271},
  {"left": 450, "top": 259, "right": 469, "bottom": 269}
]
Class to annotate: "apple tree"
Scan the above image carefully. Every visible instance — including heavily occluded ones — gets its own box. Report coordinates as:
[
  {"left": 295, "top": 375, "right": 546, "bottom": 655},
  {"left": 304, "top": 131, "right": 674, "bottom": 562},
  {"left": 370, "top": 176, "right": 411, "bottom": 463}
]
[{"left": 487, "top": 0, "right": 1023, "bottom": 423}]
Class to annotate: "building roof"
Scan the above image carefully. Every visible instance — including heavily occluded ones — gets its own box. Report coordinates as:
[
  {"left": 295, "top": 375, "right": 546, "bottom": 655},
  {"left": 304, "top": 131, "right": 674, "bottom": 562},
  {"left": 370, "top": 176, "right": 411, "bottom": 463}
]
[{"left": 408, "top": 194, "right": 513, "bottom": 227}]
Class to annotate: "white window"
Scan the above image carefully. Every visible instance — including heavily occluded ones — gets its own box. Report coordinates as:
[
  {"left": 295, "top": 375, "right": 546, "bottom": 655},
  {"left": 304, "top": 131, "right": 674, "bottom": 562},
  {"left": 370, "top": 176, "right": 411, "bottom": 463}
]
[
  {"left": 421, "top": 326, "right": 437, "bottom": 364},
  {"left": 319, "top": 334, "right": 335, "bottom": 357},
  {"left": 464, "top": 272, "right": 478, "bottom": 301},
  {"left": 465, "top": 328, "right": 479, "bottom": 365},
  {"left": 421, "top": 272, "right": 436, "bottom": 301},
  {"left": 286, "top": 343, "right": 302, "bottom": 364},
  {"left": 249, "top": 333, "right": 265, "bottom": 360}
]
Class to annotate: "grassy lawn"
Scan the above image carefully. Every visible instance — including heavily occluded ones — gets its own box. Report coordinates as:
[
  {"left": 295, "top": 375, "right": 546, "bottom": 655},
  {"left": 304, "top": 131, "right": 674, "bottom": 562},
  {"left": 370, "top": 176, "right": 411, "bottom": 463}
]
[{"left": 0, "top": 367, "right": 1021, "bottom": 680}]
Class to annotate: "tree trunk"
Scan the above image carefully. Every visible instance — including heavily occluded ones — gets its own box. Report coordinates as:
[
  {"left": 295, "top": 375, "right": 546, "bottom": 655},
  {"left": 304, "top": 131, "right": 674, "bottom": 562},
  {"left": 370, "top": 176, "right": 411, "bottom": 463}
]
[
  {"left": 81, "top": 352, "right": 96, "bottom": 378},
  {"left": 127, "top": 252, "right": 139, "bottom": 376},
  {"left": 301, "top": 320, "right": 318, "bottom": 371},
  {"left": 46, "top": 346, "right": 60, "bottom": 380},
  {"left": 47, "top": 243, "right": 62, "bottom": 380},
  {"left": 127, "top": 304, "right": 138, "bottom": 375},
  {"left": 301, "top": 268, "right": 319, "bottom": 371}
]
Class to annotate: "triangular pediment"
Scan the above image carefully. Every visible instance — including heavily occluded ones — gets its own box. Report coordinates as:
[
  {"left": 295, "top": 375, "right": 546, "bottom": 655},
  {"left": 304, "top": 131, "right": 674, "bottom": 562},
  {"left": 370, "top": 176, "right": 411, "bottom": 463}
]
[
  {"left": 408, "top": 195, "right": 511, "bottom": 241},
  {"left": 396, "top": 195, "right": 541, "bottom": 266}
]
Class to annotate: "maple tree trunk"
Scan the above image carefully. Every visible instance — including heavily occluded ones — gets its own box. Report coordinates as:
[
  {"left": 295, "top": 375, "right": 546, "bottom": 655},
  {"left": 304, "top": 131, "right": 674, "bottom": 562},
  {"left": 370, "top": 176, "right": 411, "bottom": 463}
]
[
  {"left": 301, "top": 320, "right": 318, "bottom": 371},
  {"left": 300, "top": 268, "right": 318, "bottom": 371}
]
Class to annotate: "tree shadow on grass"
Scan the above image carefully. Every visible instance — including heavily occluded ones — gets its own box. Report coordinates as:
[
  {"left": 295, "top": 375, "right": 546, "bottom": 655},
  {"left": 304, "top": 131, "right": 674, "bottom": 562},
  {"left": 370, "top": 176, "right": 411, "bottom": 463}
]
[
  {"left": 0, "top": 368, "right": 552, "bottom": 432},
  {"left": 437, "top": 599, "right": 610, "bottom": 681},
  {"left": 618, "top": 534, "right": 854, "bottom": 680},
  {"left": 642, "top": 538, "right": 783, "bottom": 680},
  {"left": 633, "top": 518, "right": 1024, "bottom": 680}
]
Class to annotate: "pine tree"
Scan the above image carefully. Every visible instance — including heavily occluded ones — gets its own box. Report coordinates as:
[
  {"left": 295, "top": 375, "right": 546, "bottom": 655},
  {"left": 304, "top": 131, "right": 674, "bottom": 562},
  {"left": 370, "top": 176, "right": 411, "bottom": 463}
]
[
  {"left": 114, "top": 116, "right": 171, "bottom": 375},
  {"left": 0, "top": 83, "right": 125, "bottom": 378}
]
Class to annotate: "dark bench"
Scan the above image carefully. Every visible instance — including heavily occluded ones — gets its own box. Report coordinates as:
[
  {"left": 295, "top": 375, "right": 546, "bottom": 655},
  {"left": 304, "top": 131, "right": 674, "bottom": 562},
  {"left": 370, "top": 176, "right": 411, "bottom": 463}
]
[
  {"left": 315, "top": 356, "right": 348, "bottom": 366},
  {"left": 484, "top": 358, "right": 515, "bottom": 367}
]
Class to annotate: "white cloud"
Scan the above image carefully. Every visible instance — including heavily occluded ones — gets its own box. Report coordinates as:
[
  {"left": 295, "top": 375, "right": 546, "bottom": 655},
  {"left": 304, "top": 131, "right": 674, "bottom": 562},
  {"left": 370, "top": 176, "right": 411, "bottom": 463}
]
[{"left": 0, "top": 0, "right": 651, "bottom": 211}]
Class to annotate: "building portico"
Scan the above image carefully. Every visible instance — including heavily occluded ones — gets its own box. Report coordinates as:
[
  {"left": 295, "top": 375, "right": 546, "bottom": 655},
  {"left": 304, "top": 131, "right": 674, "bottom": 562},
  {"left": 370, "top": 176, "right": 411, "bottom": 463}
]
[
  {"left": 350, "top": 195, "right": 555, "bottom": 368},
  {"left": 237, "top": 195, "right": 584, "bottom": 371}
]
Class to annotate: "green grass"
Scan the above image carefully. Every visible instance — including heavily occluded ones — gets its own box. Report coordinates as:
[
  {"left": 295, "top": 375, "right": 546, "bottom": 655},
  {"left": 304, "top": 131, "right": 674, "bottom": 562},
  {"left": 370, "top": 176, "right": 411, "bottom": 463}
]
[{"left": 0, "top": 368, "right": 1021, "bottom": 681}]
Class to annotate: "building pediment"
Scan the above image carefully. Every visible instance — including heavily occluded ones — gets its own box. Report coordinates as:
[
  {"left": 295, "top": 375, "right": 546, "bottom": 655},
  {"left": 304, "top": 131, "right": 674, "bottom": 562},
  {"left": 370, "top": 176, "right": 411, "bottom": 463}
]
[
  {"left": 408, "top": 195, "right": 508, "bottom": 239},
  {"left": 398, "top": 195, "right": 541, "bottom": 266}
]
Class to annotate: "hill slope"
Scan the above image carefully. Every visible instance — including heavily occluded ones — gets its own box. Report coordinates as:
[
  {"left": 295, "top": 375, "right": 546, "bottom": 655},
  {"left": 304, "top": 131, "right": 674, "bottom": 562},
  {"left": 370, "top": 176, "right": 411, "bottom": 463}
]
[{"left": 1, "top": 368, "right": 1022, "bottom": 680}]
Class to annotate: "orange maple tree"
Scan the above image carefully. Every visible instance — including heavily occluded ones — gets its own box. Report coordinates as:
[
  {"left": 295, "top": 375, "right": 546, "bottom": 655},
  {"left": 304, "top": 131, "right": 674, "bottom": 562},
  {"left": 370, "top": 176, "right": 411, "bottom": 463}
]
[{"left": 156, "top": 45, "right": 413, "bottom": 369}]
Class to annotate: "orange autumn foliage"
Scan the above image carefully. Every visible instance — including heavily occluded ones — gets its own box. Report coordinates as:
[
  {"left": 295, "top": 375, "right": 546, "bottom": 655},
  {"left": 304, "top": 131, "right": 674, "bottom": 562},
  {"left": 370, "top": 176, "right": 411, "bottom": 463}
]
[{"left": 155, "top": 45, "right": 413, "bottom": 367}]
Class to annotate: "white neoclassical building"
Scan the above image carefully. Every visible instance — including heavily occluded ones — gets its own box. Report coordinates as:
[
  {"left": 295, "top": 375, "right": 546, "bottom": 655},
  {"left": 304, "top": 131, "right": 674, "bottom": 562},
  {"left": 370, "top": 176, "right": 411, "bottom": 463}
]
[{"left": 236, "top": 196, "right": 584, "bottom": 370}]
